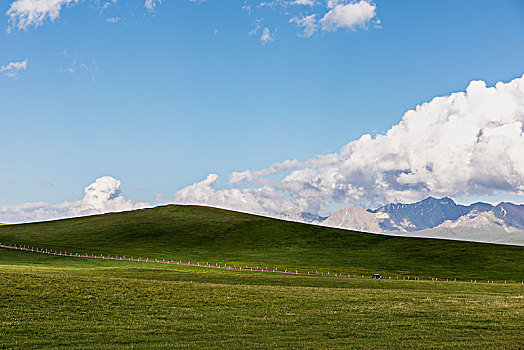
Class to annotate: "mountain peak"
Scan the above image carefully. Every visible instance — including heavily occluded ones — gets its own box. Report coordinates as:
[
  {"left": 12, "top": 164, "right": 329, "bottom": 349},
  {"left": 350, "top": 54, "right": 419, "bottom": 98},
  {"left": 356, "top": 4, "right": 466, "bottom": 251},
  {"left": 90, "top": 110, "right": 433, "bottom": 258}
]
[
  {"left": 322, "top": 197, "right": 524, "bottom": 244},
  {"left": 420, "top": 196, "right": 455, "bottom": 204}
]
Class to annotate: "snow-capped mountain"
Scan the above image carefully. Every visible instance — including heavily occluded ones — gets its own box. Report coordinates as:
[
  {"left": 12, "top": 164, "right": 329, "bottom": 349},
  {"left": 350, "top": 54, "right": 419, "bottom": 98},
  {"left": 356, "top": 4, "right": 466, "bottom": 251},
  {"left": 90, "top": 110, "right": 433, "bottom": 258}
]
[
  {"left": 319, "top": 197, "right": 524, "bottom": 245},
  {"left": 416, "top": 209, "right": 524, "bottom": 245},
  {"left": 367, "top": 197, "right": 490, "bottom": 232}
]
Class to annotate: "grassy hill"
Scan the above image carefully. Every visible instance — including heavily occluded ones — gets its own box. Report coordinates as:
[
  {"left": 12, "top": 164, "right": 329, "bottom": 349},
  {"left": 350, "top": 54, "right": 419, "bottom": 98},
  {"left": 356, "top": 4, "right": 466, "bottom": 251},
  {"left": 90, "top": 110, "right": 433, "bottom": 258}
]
[
  {"left": 1, "top": 204, "right": 523, "bottom": 281},
  {"left": 1, "top": 205, "right": 523, "bottom": 348}
]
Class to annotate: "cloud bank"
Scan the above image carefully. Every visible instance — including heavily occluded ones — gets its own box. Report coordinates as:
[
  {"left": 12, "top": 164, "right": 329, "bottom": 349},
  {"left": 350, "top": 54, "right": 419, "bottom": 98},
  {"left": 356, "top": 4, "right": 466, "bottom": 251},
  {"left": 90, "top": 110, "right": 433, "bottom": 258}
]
[
  {"left": 175, "top": 74, "right": 524, "bottom": 216},
  {"left": 0, "top": 176, "right": 149, "bottom": 223}
]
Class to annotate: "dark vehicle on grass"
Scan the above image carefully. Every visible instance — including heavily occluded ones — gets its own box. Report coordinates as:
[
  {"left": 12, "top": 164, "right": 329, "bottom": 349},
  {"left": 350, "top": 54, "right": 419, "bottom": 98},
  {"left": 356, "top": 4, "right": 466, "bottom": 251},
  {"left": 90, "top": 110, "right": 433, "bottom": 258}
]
[{"left": 372, "top": 274, "right": 383, "bottom": 279}]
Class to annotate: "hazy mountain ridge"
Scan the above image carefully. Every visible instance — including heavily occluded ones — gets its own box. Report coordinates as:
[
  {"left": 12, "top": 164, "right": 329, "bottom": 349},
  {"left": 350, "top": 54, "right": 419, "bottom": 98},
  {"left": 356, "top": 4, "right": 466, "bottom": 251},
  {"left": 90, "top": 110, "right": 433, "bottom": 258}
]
[{"left": 276, "top": 208, "right": 327, "bottom": 224}]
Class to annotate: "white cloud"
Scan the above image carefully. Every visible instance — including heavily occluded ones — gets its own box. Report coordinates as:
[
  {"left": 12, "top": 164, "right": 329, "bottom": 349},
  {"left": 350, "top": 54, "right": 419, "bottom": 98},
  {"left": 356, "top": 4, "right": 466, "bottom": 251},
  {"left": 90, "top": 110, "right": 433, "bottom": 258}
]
[
  {"left": 289, "top": 14, "right": 317, "bottom": 38},
  {"left": 245, "top": 0, "right": 379, "bottom": 40},
  {"left": 6, "top": 0, "right": 378, "bottom": 39},
  {"left": 175, "top": 74, "right": 524, "bottom": 215},
  {"left": 144, "top": 0, "right": 161, "bottom": 10},
  {"left": 5, "top": 0, "right": 165, "bottom": 31},
  {"left": 260, "top": 27, "right": 275, "bottom": 43},
  {"left": 175, "top": 174, "right": 299, "bottom": 215},
  {"left": 0, "top": 59, "right": 28, "bottom": 78},
  {"left": 292, "top": 0, "right": 315, "bottom": 5},
  {"left": 320, "top": 1, "right": 376, "bottom": 32},
  {"left": 0, "top": 176, "right": 150, "bottom": 224},
  {"left": 6, "top": 0, "right": 81, "bottom": 32}
]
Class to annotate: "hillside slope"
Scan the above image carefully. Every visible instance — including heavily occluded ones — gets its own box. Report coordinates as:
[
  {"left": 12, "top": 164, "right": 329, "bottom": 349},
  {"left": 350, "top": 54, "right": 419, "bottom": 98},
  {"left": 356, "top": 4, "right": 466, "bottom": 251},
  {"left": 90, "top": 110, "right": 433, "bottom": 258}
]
[{"left": 0, "top": 205, "right": 523, "bottom": 280}]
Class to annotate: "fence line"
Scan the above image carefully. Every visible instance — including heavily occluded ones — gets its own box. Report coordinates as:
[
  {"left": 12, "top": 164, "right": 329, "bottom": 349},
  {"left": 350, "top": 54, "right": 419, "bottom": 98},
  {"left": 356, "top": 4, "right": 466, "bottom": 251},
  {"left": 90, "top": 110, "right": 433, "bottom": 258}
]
[
  {"left": 1, "top": 243, "right": 521, "bottom": 284},
  {"left": 1, "top": 243, "right": 369, "bottom": 279}
]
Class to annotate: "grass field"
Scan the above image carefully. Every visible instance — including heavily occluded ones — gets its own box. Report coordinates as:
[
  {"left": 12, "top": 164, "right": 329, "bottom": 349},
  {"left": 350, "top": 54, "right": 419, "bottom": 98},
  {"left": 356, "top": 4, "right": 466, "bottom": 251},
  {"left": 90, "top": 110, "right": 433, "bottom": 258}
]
[
  {"left": 0, "top": 205, "right": 523, "bottom": 348},
  {"left": 1, "top": 250, "right": 523, "bottom": 349},
  {"left": 1, "top": 205, "right": 523, "bottom": 281}
]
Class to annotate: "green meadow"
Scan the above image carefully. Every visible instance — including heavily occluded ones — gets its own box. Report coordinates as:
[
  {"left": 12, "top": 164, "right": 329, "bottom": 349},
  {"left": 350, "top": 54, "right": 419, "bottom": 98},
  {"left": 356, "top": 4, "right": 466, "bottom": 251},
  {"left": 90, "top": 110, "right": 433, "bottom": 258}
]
[{"left": 0, "top": 205, "right": 523, "bottom": 348}]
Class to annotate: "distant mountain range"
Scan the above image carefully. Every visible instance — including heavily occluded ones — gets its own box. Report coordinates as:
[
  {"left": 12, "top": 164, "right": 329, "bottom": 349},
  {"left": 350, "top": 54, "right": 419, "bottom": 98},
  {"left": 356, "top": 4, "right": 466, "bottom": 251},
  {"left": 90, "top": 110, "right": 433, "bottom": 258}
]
[{"left": 280, "top": 197, "right": 524, "bottom": 246}]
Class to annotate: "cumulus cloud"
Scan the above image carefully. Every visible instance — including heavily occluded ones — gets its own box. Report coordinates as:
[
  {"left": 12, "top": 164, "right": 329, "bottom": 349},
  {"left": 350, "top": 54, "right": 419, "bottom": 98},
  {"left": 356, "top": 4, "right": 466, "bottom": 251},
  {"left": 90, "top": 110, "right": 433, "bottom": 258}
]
[
  {"left": 1, "top": 59, "right": 28, "bottom": 78},
  {"left": 320, "top": 0, "right": 376, "bottom": 32},
  {"left": 6, "top": 0, "right": 81, "bottom": 32},
  {"left": 0, "top": 176, "right": 149, "bottom": 224},
  {"left": 175, "top": 174, "right": 299, "bottom": 215},
  {"left": 175, "top": 75, "right": 524, "bottom": 216}
]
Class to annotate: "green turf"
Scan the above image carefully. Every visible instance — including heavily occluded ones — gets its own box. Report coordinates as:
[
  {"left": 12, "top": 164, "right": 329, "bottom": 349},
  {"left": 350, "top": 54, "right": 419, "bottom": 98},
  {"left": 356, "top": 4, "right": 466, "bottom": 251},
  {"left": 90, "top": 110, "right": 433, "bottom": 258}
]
[
  {"left": 0, "top": 254, "right": 523, "bottom": 349},
  {"left": 1, "top": 207, "right": 523, "bottom": 349},
  {"left": 1, "top": 205, "right": 523, "bottom": 281}
]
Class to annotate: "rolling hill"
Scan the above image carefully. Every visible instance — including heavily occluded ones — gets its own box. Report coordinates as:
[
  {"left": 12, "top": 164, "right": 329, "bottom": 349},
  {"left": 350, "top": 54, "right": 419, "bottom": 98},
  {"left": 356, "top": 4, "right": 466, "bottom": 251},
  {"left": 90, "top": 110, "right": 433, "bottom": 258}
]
[
  {"left": 1, "top": 204, "right": 523, "bottom": 281},
  {"left": 1, "top": 204, "right": 523, "bottom": 349}
]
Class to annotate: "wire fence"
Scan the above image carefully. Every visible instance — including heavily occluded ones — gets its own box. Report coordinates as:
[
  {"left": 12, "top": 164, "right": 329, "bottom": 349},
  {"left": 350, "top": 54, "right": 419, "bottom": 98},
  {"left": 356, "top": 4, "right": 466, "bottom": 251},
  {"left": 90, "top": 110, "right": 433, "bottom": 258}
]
[{"left": 1, "top": 243, "right": 522, "bottom": 285}]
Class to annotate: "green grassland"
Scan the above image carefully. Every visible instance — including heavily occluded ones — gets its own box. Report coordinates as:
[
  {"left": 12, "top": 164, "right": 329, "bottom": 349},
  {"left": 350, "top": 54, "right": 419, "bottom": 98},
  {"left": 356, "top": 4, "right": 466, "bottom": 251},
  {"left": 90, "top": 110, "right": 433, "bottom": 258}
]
[
  {"left": 0, "top": 205, "right": 523, "bottom": 348},
  {"left": 1, "top": 251, "right": 523, "bottom": 349},
  {"left": 1, "top": 205, "right": 523, "bottom": 281}
]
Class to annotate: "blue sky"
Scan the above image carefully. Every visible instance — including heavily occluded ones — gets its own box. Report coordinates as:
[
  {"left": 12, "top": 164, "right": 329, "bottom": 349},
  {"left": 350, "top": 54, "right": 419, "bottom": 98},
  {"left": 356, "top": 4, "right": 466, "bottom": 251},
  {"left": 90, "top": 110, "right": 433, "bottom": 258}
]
[{"left": 1, "top": 0, "right": 524, "bottom": 220}]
